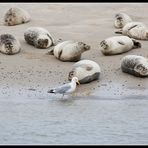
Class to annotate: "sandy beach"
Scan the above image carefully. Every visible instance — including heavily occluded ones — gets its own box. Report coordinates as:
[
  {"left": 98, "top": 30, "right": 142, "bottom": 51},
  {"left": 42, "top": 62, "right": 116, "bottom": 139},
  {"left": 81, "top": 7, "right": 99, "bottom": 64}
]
[{"left": 0, "top": 3, "right": 148, "bottom": 144}]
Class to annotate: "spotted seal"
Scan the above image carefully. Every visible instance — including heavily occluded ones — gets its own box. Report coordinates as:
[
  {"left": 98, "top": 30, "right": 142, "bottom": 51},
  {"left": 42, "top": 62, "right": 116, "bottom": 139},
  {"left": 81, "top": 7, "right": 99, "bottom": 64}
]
[
  {"left": 0, "top": 34, "right": 21, "bottom": 55},
  {"left": 47, "top": 40, "right": 90, "bottom": 62},
  {"left": 68, "top": 59, "right": 101, "bottom": 84},
  {"left": 24, "top": 27, "right": 55, "bottom": 49},
  {"left": 121, "top": 55, "right": 148, "bottom": 77},
  {"left": 4, "top": 7, "right": 30, "bottom": 26},
  {"left": 115, "top": 22, "right": 148, "bottom": 40},
  {"left": 114, "top": 13, "right": 132, "bottom": 28},
  {"left": 100, "top": 36, "right": 141, "bottom": 55}
]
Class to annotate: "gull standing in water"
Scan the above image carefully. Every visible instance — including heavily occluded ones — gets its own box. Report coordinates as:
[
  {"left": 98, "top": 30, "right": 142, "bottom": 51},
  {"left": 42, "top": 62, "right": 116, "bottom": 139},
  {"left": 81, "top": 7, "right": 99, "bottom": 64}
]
[{"left": 47, "top": 77, "right": 80, "bottom": 99}]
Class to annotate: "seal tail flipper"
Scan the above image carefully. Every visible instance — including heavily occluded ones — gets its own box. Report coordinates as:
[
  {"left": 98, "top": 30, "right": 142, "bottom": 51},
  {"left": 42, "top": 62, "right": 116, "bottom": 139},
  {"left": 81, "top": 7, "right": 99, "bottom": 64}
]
[
  {"left": 46, "top": 46, "right": 55, "bottom": 55},
  {"left": 46, "top": 38, "right": 62, "bottom": 55},
  {"left": 115, "top": 30, "right": 122, "bottom": 34},
  {"left": 118, "top": 41, "right": 125, "bottom": 45},
  {"left": 52, "top": 38, "right": 62, "bottom": 46},
  {"left": 132, "top": 39, "right": 141, "bottom": 49}
]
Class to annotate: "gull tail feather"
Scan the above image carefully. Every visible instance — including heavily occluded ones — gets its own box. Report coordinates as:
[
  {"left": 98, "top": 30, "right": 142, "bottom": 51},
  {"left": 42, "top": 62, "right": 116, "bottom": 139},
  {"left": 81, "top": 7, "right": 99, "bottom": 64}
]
[{"left": 47, "top": 89, "right": 55, "bottom": 93}]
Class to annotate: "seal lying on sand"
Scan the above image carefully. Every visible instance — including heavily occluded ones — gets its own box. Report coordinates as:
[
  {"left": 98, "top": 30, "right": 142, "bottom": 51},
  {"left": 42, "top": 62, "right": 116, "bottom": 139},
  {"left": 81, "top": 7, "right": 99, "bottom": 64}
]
[
  {"left": 24, "top": 27, "right": 55, "bottom": 49},
  {"left": 114, "top": 13, "right": 132, "bottom": 28},
  {"left": 4, "top": 7, "right": 30, "bottom": 26},
  {"left": 0, "top": 34, "right": 21, "bottom": 55},
  {"left": 47, "top": 40, "right": 90, "bottom": 62},
  {"left": 115, "top": 22, "right": 148, "bottom": 40},
  {"left": 100, "top": 36, "right": 141, "bottom": 55},
  {"left": 68, "top": 59, "right": 101, "bottom": 84},
  {"left": 121, "top": 55, "right": 148, "bottom": 77}
]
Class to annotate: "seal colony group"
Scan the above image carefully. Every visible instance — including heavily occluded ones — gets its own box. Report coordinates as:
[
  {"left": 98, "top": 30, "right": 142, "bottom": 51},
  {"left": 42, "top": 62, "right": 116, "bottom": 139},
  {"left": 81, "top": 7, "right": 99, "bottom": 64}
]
[{"left": 1, "top": 6, "right": 148, "bottom": 98}]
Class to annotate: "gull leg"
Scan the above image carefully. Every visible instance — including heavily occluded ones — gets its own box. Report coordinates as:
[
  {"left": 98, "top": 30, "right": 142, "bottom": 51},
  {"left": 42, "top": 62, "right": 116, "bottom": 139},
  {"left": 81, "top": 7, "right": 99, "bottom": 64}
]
[{"left": 72, "top": 92, "right": 76, "bottom": 98}]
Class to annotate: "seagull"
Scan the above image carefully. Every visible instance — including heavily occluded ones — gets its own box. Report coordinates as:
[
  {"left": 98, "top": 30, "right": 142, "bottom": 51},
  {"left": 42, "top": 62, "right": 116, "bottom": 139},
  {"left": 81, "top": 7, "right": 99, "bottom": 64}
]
[{"left": 47, "top": 77, "right": 80, "bottom": 99}]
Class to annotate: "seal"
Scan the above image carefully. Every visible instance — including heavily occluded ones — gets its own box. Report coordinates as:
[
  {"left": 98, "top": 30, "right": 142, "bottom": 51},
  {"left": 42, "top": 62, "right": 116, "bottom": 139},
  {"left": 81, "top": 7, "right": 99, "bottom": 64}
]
[
  {"left": 0, "top": 34, "right": 21, "bottom": 55},
  {"left": 100, "top": 36, "right": 141, "bottom": 55},
  {"left": 24, "top": 27, "right": 55, "bottom": 49},
  {"left": 48, "top": 40, "right": 90, "bottom": 62},
  {"left": 114, "top": 13, "right": 132, "bottom": 28},
  {"left": 4, "top": 7, "right": 30, "bottom": 26},
  {"left": 68, "top": 59, "right": 101, "bottom": 84},
  {"left": 115, "top": 22, "right": 148, "bottom": 40},
  {"left": 121, "top": 55, "right": 148, "bottom": 77}
]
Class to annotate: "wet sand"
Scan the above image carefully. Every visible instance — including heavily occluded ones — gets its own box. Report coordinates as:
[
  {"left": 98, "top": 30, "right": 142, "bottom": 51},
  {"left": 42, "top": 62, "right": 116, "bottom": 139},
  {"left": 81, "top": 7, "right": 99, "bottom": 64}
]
[{"left": 0, "top": 3, "right": 148, "bottom": 144}]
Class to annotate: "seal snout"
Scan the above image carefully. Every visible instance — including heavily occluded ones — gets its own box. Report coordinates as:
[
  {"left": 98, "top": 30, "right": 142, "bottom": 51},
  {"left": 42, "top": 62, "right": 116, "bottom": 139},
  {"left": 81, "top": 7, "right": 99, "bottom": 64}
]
[
  {"left": 100, "top": 40, "right": 108, "bottom": 49},
  {"left": 135, "top": 64, "right": 148, "bottom": 76},
  {"left": 37, "top": 39, "right": 49, "bottom": 48},
  {"left": 68, "top": 70, "right": 76, "bottom": 81},
  {"left": 5, "top": 42, "right": 13, "bottom": 54}
]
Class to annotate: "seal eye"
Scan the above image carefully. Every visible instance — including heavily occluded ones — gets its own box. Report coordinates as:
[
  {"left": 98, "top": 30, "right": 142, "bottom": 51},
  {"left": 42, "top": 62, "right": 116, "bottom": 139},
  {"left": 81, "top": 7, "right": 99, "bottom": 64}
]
[
  {"left": 44, "top": 39, "right": 48, "bottom": 46},
  {"left": 68, "top": 71, "right": 75, "bottom": 80},
  {"left": 38, "top": 39, "right": 43, "bottom": 47}
]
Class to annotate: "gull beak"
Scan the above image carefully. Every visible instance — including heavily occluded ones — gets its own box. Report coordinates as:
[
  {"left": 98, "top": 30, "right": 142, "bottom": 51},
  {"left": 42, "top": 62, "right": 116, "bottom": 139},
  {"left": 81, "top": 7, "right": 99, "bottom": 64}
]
[{"left": 76, "top": 81, "right": 80, "bottom": 85}]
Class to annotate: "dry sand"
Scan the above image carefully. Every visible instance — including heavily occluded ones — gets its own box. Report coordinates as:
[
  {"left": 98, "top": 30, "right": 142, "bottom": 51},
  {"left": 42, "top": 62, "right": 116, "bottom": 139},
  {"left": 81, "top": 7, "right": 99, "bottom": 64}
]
[{"left": 0, "top": 3, "right": 148, "bottom": 99}]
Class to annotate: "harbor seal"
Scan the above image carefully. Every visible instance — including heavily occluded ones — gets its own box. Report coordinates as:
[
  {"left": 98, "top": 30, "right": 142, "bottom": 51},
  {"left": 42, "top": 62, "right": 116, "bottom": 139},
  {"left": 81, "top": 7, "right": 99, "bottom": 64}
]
[
  {"left": 0, "top": 34, "right": 21, "bottom": 55},
  {"left": 48, "top": 40, "right": 90, "bottom": 62},
  {"left": 115, "top": 22, "right": 148, "bottom": 40},
  {"left": 68, "top": 59, "right": 101, "bottom": 84},
  {"left": 4, "top": 7, "right": 30, "bottom": 26},
  {"left": 114, "top": 13, "right": 132, "bottom": 28},
  {"left": 100, "top": 36, "right": 141, "bottom": 55},
  {"left": 24, "top": 27, "right": 55, "bottom": 49},
  {"left": 121, "top": 55, "right": 148, "bottom": 77}
]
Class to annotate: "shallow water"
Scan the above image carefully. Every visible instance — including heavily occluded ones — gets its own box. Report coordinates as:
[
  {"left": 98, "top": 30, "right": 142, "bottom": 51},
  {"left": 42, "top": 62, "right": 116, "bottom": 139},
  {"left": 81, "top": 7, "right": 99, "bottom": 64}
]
[{"left": 0, "top": 94, "right": 148, "bottom": 144}]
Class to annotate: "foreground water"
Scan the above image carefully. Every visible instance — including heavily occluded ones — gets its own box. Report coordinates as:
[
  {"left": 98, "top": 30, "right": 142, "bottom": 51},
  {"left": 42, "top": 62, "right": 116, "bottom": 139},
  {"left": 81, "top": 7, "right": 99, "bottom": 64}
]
[{"left": 0, "top": 93, "right": 148, "bottom": 144}]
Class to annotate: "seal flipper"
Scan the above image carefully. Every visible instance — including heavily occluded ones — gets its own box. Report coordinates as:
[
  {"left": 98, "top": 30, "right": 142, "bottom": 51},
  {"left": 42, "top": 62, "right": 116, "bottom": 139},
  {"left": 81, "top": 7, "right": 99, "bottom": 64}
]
[
  {"left": 115, "top": 30, "right": 122, "bottom": 34},
  {"left": 46, "top": 46, "right": 55, "bottom": 55},
  {"left": 132, "top": 39, "right": 141, "bottom": 49},
  {"left": 46, "top": 38, "right": 63, "bottom": 55},
  {"left": 128, "top": 25, "right": 138, "bottom": 31},
  {"left": 58, "top": 49, "right": 63, "bottom": 59},
  {"left": 118, "top": 41, "right": 125, "bottom": 45}
]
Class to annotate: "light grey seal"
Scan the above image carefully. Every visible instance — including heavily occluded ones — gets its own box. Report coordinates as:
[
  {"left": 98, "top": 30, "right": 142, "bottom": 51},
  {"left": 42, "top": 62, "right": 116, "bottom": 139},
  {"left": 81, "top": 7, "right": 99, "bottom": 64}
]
[
  {"left": 114, "top": 13, "right": 132, "bottom": 28},
  {"left": 4, "top": 7, "right": 30, "bottom": 26},
  {"left": 0, "top": 34, "right": 21, "bottom": 55},
  {"left": 121, "top": 55, "right": 148, "bottom": 77},
  {"left": 100, "top": 36, "right": 141, "bottom": 55},
  {"left": 47, "top": 40, "right": 90, "bottom": 62},
  {"left": 24, "top": 27, "right": 55, "bottom": 49},
  {"left": 115, "top": 22, "right": 148, "bottom": 40},
  {"left": 68, "top": 59, "right": 101, "bottom": 84}
]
